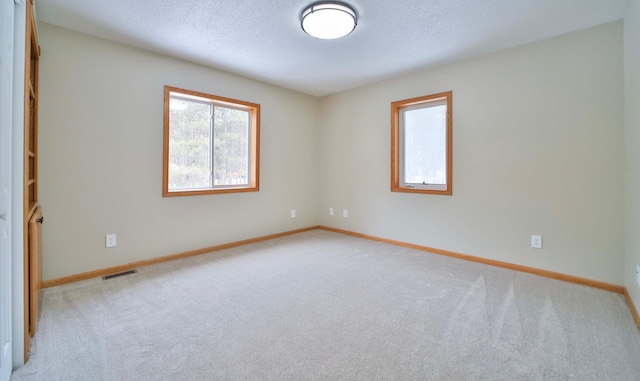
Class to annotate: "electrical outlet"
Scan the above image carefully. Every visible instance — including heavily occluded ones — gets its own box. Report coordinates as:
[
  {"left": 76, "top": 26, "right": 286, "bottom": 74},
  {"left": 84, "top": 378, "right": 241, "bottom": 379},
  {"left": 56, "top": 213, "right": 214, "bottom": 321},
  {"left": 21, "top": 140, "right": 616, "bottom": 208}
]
[
  {"left": 329, "top": 208, "right": 334, "bottom": 216},
  {"left": 343, "top": 209, "right": 348, "bottom": 218},
  {"left": 636, "top": 266, "right": 640, "bottom": 288},
  {"left": 106, "top": 234, "right": 117, "bottom": 248},
  {"left": 290, "top": 209, "right": 296, "bottom": 218},
  {"left": 531, "top": 235, "right": 542, "bottom": 249}
]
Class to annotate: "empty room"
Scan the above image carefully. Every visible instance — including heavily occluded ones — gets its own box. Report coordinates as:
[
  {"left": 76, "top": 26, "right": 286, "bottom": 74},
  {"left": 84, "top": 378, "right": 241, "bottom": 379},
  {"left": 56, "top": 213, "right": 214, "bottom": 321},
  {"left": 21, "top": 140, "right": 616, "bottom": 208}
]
[{"left": 2, "top": 0, "right": 640, "bottom": 379}]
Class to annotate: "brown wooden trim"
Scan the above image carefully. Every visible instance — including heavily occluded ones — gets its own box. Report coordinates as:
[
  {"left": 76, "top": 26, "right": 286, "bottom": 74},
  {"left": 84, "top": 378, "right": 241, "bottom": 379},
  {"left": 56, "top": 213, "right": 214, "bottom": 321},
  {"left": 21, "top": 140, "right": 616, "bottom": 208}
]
[
  {"left": 391, "top": 91, "right": 453, "bottom": 195},
  {"left": 162, "top": 85, "right": 170, "bottom": 196},
  {"left": 624, "top": 289, "right": 640, "bottom": 331},
  {"left": 390, "top": 99, "right": 399, "bottom": 192},
  {"left": 26, "top": 203, "right": 37, "bottom": 218},
  {"left": 23, "top": 0, "right": 39, "bottom": 362},
  {"left": 162, "top": 85, "right": 261, "bottom": 197},
  {"left": 164, "top": 86, "right": 260, "bottom": 110},
  {"left": 39, "top": 223, "right": 633, "bottom": 321},
  {"left": 38, "top": 224, "right": 637, "bottom": 332},
  {"left": 28, "top": 0, "right": 40, "bottom": 57},
  {"left": 161, "top": 187, "right": 259, "bottom": 197},
  {"left": 252, "top": 102, "right": 260, "bottom": 192},
  {"left": 28, "top": 207, "right": 42, "bottom": 338},
  {"left": 41, "top": 226, "right": 320, "bottom": 288},
  {"left": 317, "top": 226, "right": 625, "bottom": 294}
]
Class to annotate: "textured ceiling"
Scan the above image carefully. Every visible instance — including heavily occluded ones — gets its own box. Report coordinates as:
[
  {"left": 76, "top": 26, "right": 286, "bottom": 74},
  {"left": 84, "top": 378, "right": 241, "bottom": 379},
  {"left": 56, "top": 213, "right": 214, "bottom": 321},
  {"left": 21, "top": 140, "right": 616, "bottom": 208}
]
[{"left": 35, "top": 0, "right": 629, "bottom": 96}]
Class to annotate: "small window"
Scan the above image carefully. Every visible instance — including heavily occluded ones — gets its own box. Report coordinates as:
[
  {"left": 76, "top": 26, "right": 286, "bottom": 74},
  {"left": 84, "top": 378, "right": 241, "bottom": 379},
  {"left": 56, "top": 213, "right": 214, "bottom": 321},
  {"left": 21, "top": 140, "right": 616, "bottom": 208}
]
[
  {"left": 163, "top": 86, "right": 260, "bottom": 196},
  {"left": 391, "top": 91, "right": 452, "bottom": 195}
]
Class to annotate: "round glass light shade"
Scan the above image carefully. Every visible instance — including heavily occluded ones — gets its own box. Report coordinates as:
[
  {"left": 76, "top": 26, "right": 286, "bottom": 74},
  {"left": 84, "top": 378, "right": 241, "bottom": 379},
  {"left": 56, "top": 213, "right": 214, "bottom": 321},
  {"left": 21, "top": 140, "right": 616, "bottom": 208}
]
[{"left": 301, "top": 2, "right": 357, "bottom": 39}]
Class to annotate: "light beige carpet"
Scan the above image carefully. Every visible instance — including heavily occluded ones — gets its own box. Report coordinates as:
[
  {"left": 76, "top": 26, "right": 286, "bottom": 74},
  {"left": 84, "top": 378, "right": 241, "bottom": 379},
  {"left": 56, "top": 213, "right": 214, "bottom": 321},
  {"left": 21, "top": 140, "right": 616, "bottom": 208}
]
[{"left": 11, "top": 230, "right": 640, "bottom": 380}]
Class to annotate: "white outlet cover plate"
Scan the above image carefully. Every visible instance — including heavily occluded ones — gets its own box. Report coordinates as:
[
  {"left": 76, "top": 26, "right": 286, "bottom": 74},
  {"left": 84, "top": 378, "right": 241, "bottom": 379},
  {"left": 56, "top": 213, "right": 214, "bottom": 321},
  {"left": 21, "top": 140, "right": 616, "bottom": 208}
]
[
  {"left": 106, "top": 234, "right": 117, "bottom": 248},
  {"left": 329, "top": 208, "right": 334, "bottom": 216},
  {"left": 343, "top": 210, "right": 348, "bottom": 218},
  {"left": 531, "top": 235, "right": 542, "bottom": 249},
  {"left": 291, "top": 210, "right": 296, "bottom": 218},
  {"left": 636, "top": 266, "right": 640, "bottom": 288}
]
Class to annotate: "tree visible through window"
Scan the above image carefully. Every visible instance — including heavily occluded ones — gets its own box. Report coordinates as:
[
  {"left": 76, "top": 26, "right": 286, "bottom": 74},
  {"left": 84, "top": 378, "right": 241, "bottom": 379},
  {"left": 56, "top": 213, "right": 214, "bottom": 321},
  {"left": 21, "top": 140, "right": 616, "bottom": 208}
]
[{"left": 163, "top": 86, "right": 260, "bottom": 196}]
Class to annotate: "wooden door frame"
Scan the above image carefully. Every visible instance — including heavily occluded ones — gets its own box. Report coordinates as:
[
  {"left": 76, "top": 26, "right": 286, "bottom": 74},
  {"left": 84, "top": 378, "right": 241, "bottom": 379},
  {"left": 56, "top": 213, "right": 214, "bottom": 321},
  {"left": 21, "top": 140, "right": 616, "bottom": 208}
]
[
  {"left": 22, "top": 0, "right": 39, "bottom": 363},
  {"left": 27, "top": 208, "right": 41, "bottom": 340}
]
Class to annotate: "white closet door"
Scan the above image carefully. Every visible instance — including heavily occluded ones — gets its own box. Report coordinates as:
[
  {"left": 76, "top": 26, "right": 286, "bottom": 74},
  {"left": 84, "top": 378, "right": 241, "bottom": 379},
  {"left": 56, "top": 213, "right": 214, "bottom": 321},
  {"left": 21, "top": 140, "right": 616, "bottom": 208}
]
[{"left": 0, "top": 0, "right": 15, "bottom": 379}]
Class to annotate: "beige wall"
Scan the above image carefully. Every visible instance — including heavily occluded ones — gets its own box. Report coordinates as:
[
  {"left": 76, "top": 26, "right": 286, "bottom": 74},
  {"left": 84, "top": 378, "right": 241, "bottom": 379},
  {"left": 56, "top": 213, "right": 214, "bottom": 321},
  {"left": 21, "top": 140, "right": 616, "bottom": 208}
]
[
  {"left": 39, "top": 24, "right": 320, "bottom": 280},
  {"left": 625, "top": 1, "right": 640, "bottom": 308},
  {"left": 40, "top": 21, "right": 628, "bottom": 287},
  {"left": 318, "top": 22, "right": 625, "bottom": 285}
]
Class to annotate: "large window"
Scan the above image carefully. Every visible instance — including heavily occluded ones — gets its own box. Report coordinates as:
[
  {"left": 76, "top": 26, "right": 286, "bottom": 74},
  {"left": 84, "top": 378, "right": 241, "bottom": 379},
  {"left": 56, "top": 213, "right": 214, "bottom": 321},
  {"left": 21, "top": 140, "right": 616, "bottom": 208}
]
[
  {"left": 391, "top": 91, "right": 452, "bottom": 195},
  {"left": 163, "top": 86, "right": 260, "bottom": 196}
]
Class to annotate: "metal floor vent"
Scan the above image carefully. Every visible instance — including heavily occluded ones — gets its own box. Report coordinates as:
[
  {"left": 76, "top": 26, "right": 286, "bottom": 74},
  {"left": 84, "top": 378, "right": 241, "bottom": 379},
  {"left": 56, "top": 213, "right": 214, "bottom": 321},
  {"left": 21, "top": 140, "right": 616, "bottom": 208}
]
[{"left": 102, "top": 269, "right": 138, "bottom": 280}]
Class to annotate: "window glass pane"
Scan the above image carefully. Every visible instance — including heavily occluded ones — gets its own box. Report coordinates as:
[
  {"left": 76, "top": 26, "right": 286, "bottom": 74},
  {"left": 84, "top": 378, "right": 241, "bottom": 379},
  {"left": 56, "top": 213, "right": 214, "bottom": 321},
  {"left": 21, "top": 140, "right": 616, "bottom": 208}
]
[
  {"left": 403, "top": 104, "right": 447, "bottom": 185},
  {"left": 168, "top": 97, "right": 211, "bottom": 190},
  {"left": 213, "top": 107, "right": 249, "bottom": 186}
]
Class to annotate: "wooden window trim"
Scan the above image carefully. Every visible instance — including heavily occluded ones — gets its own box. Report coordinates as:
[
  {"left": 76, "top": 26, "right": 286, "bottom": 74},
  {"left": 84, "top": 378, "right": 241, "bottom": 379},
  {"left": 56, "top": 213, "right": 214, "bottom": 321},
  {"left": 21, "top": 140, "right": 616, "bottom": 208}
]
[
  {"left": 391, "top": 91, "right": 452, "bottom": 195},
  {"left": 162, "top": 86, "right": 260, "bottom": 197}
]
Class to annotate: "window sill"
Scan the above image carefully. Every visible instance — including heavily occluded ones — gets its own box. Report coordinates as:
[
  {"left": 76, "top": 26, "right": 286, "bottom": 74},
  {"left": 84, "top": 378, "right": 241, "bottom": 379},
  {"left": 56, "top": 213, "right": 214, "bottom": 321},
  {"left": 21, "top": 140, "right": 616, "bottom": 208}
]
[
  {"left": 163, "top": 186, "right": 259, "bottom": 197},
  {"left": 391, "top": 185, "right": 452, "bottom": 196}
]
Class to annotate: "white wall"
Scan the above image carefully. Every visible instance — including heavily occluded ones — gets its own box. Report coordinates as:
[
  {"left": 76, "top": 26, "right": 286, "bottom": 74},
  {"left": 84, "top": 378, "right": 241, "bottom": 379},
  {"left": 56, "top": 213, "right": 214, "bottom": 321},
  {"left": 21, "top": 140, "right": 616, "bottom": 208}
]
[
  {"left": 625, "top": 0, "right": 640, "bottom": 308},
  {"left": 318, "top": 22, "right": 625, "bottom": 285},
  {"left": 38, "top": 24, "right": 320, "bottom": 280}
]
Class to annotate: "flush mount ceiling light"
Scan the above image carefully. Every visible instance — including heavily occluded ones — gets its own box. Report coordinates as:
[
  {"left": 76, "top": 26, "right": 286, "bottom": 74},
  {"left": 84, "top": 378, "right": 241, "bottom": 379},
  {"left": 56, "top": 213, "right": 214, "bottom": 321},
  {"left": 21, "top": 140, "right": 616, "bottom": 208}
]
[{"left": 301, "top": 1, "right": 358, "bottom": 40}]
